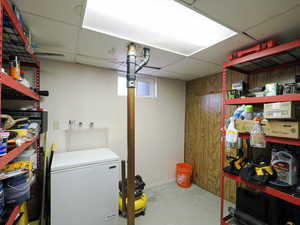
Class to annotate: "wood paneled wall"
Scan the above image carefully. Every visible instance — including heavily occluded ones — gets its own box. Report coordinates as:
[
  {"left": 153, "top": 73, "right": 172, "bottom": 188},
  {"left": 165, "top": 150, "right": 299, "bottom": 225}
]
[{"left": 185, "top": 65, "right": 300, "bottom": 202}]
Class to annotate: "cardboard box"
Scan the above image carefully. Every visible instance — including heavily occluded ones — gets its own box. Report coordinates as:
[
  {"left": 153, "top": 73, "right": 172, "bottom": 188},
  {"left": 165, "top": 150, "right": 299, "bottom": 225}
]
[
  {"left": 264, "top": 102, "right": 297, "bottom": 119},
  {"left": 235, "top": 119, "right": 258, "bottom": 133},
  {"left": 261, "top": 120, "right": 300, "bottom": 139}
]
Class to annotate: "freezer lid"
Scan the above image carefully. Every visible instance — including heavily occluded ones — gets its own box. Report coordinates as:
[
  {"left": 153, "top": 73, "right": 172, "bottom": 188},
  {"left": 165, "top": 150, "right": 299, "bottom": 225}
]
[{"left": 51, "top": 148, "right": 119, "bottom": 172}]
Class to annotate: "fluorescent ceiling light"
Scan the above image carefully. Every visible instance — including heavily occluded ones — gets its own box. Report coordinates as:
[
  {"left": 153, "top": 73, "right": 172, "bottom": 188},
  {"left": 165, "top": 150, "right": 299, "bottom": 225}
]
[{"left": 83, "top": 0, "right": 237, "bottom": 56}]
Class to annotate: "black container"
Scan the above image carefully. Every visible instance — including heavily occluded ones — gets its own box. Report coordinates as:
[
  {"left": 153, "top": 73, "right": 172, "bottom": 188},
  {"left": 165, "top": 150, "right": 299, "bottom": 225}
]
[{"left": 236, "top": 187, "right": 269, "bottom": 223}]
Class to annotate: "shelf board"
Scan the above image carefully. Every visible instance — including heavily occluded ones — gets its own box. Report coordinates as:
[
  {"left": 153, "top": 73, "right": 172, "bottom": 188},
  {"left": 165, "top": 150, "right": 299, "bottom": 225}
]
[
  {"left": 238, "top": 133, "right": 300, "bottom": 146},
  {"left": 225, "top": 94, "right": 300, "bottom": 105},
  {"left": 0, "top": 137, "right": 38, "bottom": 169},
  {"left": 5, "top": 205, "right": 20, "bottom": 225},
  {"left": 223, "top": 172, "right": 300, "bottom": 206},
  {"left": 0, "top": 73, "right": 39, "bottom": 100},
  {"left": 265, "top": 136, "right": 300, "bottom": 146}
]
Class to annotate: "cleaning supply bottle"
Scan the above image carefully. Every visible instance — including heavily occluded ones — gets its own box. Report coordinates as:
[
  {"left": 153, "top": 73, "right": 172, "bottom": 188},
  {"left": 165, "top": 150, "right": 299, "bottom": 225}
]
[
  {"left": 271, "top": 151, "right": 298, "bottom": 186},
  {"left": 250, "top": 122, "right": 265, "bottom": 148},
  {"left": 226, "top": 118, "right": 238, "bottom": 148},
  {"left": 232, "top": 105, "right": 245, "bottom": 119},
  {"left": 240, "top": 105, "right": 253, "bottom": 120}
]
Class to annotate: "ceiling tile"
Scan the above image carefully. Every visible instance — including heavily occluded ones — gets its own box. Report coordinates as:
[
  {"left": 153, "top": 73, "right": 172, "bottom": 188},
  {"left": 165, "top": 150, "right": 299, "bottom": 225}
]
[
  {"left": 75, "top": 55, "right": 122, "bottom": 70},
  {"left": 191, "top": 34, "right": 255, "bottom": 65},
  {"left": 164, "top": 58, "right": 221, "bottom": 77},
  {"left": 246, "top": 6, "right": 300, "bottom": 43},
  {"left": 146, "top": 48, "right": 184, "bottom": 68},
  {"left": 150, "top": 70, "right": 193, "bottom": 80},
  {"left": 77, "top": 29, "right": 128, "bottom": 64},
  {"left": 23, "top": 13, "right": 78, "bottom": 52},
  {"left": 193, "top": 0, "right": 300, "bottom": 31},
  {"left": 12, "top": 0, "right": 84, "bottom": 26},
  {"left": 77, "top": 29, "right": 184, "bottom": 67}
]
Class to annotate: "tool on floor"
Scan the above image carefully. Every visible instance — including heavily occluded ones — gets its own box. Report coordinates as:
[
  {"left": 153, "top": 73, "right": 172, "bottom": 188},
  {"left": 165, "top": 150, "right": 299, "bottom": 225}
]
[
  {"left": 126, "top": 43, "right": 150, "bottom": 225},
  {"left": 119, "top": 160, "right": 147, "bottom": 217}
]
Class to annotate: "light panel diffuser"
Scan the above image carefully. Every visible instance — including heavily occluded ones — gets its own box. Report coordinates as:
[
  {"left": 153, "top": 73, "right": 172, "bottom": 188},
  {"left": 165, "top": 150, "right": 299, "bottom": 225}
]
[{"left": 83, "top": 0, "right": 237, "bottom": 56}]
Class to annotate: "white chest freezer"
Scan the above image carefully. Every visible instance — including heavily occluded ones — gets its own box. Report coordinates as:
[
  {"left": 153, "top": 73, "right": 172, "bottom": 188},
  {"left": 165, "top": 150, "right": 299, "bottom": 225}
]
[{"left": 51, "top": 148, "right": 120, "bottom": 225}]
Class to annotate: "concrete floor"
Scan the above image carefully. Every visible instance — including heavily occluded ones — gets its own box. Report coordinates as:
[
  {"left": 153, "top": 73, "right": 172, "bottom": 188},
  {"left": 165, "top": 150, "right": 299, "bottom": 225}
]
[{"left": 119, "top": 182, "right": 233, "bottom": 225}]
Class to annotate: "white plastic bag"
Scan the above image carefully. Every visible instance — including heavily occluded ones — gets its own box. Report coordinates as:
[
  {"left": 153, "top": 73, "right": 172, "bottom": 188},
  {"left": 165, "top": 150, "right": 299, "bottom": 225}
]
[
  {"left": 226, "top": 118, "right": 238, "bottom": 148},
  {"left": 250, "top": 122, "right": 266, "bottom": 148}
]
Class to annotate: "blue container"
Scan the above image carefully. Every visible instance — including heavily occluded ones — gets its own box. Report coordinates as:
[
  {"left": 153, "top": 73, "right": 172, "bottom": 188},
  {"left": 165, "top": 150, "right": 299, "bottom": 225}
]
[
  {"left": 0, "top": 144, "right": 7, "bottom": 156},
  {"left": 4, "top": 172, "right": 30, "bottom": 207}
]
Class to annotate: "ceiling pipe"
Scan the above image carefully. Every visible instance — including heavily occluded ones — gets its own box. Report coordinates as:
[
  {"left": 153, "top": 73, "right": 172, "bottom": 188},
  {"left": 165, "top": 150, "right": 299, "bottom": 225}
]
[{"left": 135, "top": 48, "right": 150, "bottom": 73}]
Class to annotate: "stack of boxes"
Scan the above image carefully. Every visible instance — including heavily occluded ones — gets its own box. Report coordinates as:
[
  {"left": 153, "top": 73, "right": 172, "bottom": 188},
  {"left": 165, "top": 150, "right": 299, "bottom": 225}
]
[{"left": 235, "top": 101, "right": 299, "bottom": 139}]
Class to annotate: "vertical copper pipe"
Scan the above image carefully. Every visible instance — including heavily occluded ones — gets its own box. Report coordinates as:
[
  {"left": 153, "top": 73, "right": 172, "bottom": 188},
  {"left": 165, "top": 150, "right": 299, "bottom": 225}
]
[{"left": 127, "top": 87, "right": 135, "bottom": 225}]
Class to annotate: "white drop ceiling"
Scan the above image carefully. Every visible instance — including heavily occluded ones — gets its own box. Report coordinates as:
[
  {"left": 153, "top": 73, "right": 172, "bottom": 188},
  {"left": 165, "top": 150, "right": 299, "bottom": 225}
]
[{"left": 12, "top": 0, "right": 300, "bottom": 80}]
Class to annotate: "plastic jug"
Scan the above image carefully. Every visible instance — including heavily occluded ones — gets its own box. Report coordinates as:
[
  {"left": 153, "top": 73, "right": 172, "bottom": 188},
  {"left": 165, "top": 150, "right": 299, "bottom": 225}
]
[{"left": 271, "top": 151, "right": 298, "bottom": 186}]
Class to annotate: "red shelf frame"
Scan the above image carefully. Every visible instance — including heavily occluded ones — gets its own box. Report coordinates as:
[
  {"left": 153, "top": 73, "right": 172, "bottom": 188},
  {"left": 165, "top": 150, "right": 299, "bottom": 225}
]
[
  {"left": 0, "top": 72, "right": 39, "bottom": 100},
  {"left": 0, "top": 0, "right": 40, "bottom": 101},
  {"left": 5, "top": 205, "right": 20, "bottom": 225},
  {"left": 220, "top": 39, "right": 300, "bottom": 225},
  {"left": 225, "top": 94, "right": 300, "bottom": 105},
  {"left": 223, "top": 39, "right": 300, "bottom": 69},
  {"left": 221, "top": 219, "right": 230, "bottom": 225},
  {"left": 237, "top": 133, "right": 300, "bottom": 146},
  {"left": 0, "top": 1, "right": 41, "bottom": 222},
  {"left": 2, "top": 0, "right": 39, "bottom": 67},
  {"left": 223, "top": 172, "right": 300, "bottom": 206},
  {"left": 0, "top": 137, "right": 38, "bottom": 169}
]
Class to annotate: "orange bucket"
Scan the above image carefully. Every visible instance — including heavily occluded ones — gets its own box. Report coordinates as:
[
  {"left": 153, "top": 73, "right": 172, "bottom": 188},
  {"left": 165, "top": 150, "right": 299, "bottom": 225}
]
[{"left": 176, "top": 163, "right": 192, "bottom": 188}]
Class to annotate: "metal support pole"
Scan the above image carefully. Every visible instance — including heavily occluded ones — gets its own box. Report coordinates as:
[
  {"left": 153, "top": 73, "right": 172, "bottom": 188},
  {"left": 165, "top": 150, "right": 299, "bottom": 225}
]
[
  {"left": 127, "top": 87, "right": 135, "bottom": 225},
  {"left": 126, "top": 43, "right": 137, "bottom": 225},
  {"left": 126, "top": 43, "right": 150, "bottom": 225}
]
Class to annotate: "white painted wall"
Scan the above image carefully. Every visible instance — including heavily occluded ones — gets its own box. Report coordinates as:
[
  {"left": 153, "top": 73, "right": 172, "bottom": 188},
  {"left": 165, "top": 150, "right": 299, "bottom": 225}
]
[{"left": 40, "top": 59, "right": 186, "bottom": 187}]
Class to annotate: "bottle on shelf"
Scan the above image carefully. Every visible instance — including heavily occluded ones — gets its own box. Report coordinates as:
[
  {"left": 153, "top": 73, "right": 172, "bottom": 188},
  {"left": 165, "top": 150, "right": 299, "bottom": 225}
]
[
  {"left": 240, "top": 105, "right": 254, "bottom": 120},
  {"left": 9, "top": 56, "right": 21, "bottom": 81}
]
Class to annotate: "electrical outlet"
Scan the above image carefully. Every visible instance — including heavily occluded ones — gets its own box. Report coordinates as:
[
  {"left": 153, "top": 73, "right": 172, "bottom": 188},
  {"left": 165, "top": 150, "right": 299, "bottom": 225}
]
[{"left": 53, "top": 121, "right": 60, "bottom": 130}]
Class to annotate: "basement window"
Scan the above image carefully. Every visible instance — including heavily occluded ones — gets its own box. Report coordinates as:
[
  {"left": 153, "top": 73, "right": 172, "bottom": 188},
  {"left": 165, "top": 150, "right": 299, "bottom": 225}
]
[{"left": 118, "top": 75, "right": 157, "bottom": 98}]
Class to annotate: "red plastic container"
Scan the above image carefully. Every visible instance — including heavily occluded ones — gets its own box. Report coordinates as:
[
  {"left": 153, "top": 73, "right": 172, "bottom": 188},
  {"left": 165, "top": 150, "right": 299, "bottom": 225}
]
[{"left": 176, "top": 163, "right": 192, "bottom": 188}]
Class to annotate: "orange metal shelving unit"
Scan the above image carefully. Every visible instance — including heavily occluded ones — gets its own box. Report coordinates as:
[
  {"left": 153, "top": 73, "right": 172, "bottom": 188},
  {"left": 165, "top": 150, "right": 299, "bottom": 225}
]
[
  {"left": 220, "top": 38, "right": 300, "bottom": 224},
  {"left": 0, "top": 0, "right": 40, "bottom": 224}
]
